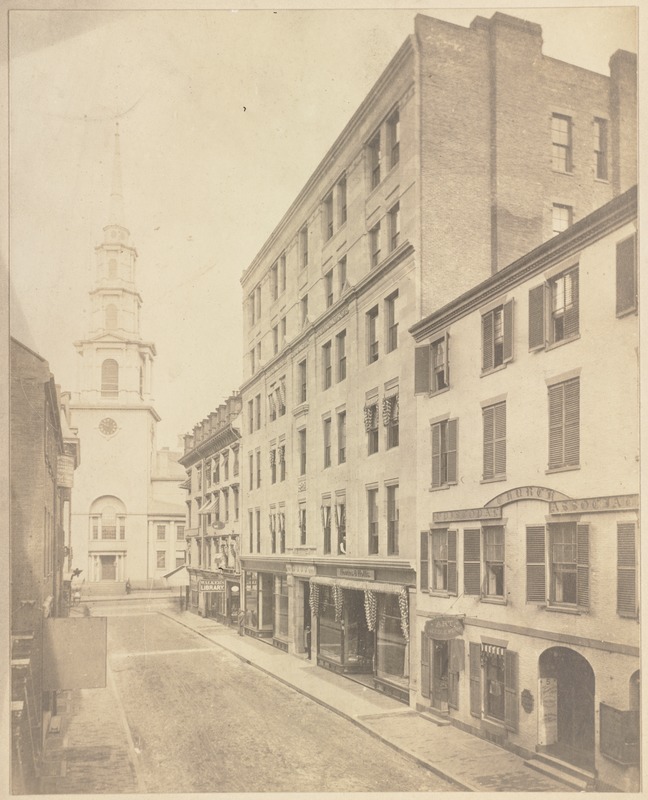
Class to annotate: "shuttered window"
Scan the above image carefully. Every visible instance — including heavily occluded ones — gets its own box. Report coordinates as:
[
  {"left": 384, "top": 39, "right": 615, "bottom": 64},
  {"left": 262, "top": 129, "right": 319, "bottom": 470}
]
[
  {"left": 548, "top": 378, "right": 579, "bottom": 469},
  {"left": 463, "top": 529, "right": 481, "bottom": 595},
  {"left": 482, "top": 301, "right": 513, "bottom": 371},
  {"left": 617, "top": 523, "right": 637, "bottom": 618},
  {"left": 528, "top": 284, "right": 545, "bottom": 351},
  {"left": 431, "top": 418, "right": 458, "bottom": 488},
  {"left": 529, "top": 268, "right": 579, "bottom": 350},
  {"left": 547, "top": 522, "right": 589, "bottom": 609},
  {"left": 420, "top": 531, "right": 429, "bottom": 592},
  {"left": 415, "top": 333, "right": 450, "bottom": 394},
  {"left": 484, "top": 526, "right": 505, "bottom": 598},
  {"left": 616, "top": 234, "right": 637, "bottom": 316},
  {"left": 526, "top": 525, "right": 546, "bottom": 602},
  {"left": 431, "top": 529, "right": 457, "bottom": 595},
  {"left": 483, "top": 402, "right": 506, "bottom": 479}
]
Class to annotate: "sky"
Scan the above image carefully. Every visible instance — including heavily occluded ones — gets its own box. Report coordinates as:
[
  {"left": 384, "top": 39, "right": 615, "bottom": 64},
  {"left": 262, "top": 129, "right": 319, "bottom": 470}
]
[{"left": 8, "top": 5, "right": 637, "bottom": 448}]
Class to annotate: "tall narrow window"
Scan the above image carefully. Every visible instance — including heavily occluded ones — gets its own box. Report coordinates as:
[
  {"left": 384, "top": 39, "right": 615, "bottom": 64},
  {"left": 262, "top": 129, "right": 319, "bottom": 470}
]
[
  {"left": 431, "top": 335, "right": 449, "bottom": 391},
  {"left": 323, "top": 417, "right": 332, "bottom": 468},
  {"left": 552, "top": 203, "right": 572, "bottom": 235},
  {"left": 280, "top": 315, "right": 287, "bottom": 345},
  {"left": 482, "top": 301, "right": 513, "bottom": 371},
  {"left": 101, "top": 359, "right": 119, "bottom": 397},
  {"left": 248, "top": 453, "right": 254, "bottom": 491},
  {"left": 369, "top": 222, "right": 381, "bottom": 267},
  {"left": 483, "top": 402, "right": 506, "bottom": 480},
  {"left": 387, "top": 484, "right": 399, "bottom": 556},
  {"left": 299, "top": 504, "right": 307, "bottom": 545},
  {"left": 431, "top": 419, "right": 458, "bottom": 488},
  {"left": 248, "top": 399, "right": 254, "bottom": 434},
  {"left": 322, "top": 501, "right": 332, "bottom": 554},
  {"left": 279, "top": 253, "right": 286, "bottom": 294},
  {"left": 255, "top": 394, "right": 261, "bottom": 430},
  {"left": 297, "top": 359, "right": 307, "bottom": 403},
  {"left": 368, "top": 131, "right": 381, "bottom": 189},
  {"left": 272, "top": 324, "right": 279, "bottom": 355},
  {"left": 255, "top": 285, "right": 262, "bottom": 320},
  {"left": 336, "top": 329, "right": 347, "bottom": 381},
  {"left": 336, "top": 499, "right": 346, "bottom": 555},
  {"left": 388, "top": 109, "right": 400, "bottom": 168},
  {"left": 384, "top": 393, "right": 399, "bottom": 449},
  {"left": 300, "top": 225, "right": 309, "bottom": 268},
  {"left": 431, "top": 529, "right": 457, "bottom": 594},
  {"left": 594, "top": 117, "right": 608, "bottom": 180},
  {"left": 389, "top": 202, "right": 400, "bottom": 251},
  {"left": 337, "top": 410, "right": 346, "bottom": 464},
  {"left": 549, "top": 522, "right": 580, "bottom": 606},
  {"left": 552, "top": 113, "right": 572, "bottom": 172},
  {"left": 298, "top": 428, "right": 307, "bottom": 476},
  {"left": 270, "top": 448, "right": 277, "bottom": 484},
  {"left": 365, "top": 402, "right": 379, "bottom": 455},
  {"left": 484, "top": 526, "right": 505, "bottom": 598},
  {"left": 256, "top": 509, "right": 261, "bottom": 553},
  {"left": 323, "top": 192, "right": 334, "bottom": 240},
  {"left": 548, "top": 378, "right": 580, "bottom": 470},
  {"left": 255, "top": 449, "right": 261, "bottom": 489},
  {"left": 367, "top": 488, "right": 379, "bottom": 554},
  {"left": 248, "top": 511, "right": 254, "bottom": 553},
  {"left": 367, "top": 306, "right": 379, "bottom": 363},
  {"left": 338, "top": 256, "right": 347, "bottom": 294},
  {"left": 386, "top": 291, "right": 398, "bottom": 352},
  {"left": 325, "top": 270, "right": 334, "bottom": 307},
  {"left": 322, "top": 341, "right": 332, "bottom": 389},
  {"left": 337, "top": 175, "right": 347, "bottom": 225},
  {"left": 270, "top": 261, "right": 279, "bottom": 300},
  {"left": 300, "top": 294, "right": 308, "bottom": 327},
  {"left": 616, "top": 234, "right": 637, "bottom": 316}
]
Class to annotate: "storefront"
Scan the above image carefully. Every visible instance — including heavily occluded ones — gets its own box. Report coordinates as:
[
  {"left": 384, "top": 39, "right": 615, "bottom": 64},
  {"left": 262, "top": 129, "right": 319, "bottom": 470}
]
[
  {"left": 309, "top": 569, "right": 413, "bottom": 703},
  {"left": 243, "top": 563, "right": 287, "bottom": 648}
]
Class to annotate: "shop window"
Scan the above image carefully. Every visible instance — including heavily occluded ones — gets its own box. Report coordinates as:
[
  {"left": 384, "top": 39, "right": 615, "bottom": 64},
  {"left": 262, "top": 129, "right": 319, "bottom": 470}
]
[
  {"left": 469, "top": 643, "right": 518, "bottom": 731},
  {"left": 376, "top": 593, "right": 407, "bottom": 687},
  {"left": 431, "top": 418, "right": 457, "bottom": 488},
  {"left": 482, "top": 402, "right": 506, "bottom": 480},
  {"left": 617, "top": 522, "right": 637, "bottom": 618},
  {"left": 274, "top": 576, "right": 289, "bottom": 639},
  {"left": 431, "top": 529, "right": 457, "bottom": 595},
  {"left": 318, "top": 586, "right": 342, "bottom": 663},
  {"left": 529, "top": 268, "right": 579, "bottom": 350},
  {"left": 482, "top": 301, "right": 513, "bottom": 371},
  {"left": 245, "top": 572, "right": 258, "bottom": 628}
]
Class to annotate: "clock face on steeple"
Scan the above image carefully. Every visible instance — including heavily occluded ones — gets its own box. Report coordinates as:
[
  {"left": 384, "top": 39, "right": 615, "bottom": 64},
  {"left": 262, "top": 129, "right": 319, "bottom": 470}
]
[{"left": 99, "top": 417, "right": 118, "bottom": 436}]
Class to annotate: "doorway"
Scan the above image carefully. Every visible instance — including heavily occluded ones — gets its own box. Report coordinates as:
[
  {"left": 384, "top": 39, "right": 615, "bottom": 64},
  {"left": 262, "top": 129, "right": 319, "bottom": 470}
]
[
  {"left": 539, "top": 647, "right": 595, "bottom": 769},
  {"left": 100, "top": 555, "right": 117, "bottom": 581},
  {"left": 432, "top": 640, "right": 449, "bottom": 711}
]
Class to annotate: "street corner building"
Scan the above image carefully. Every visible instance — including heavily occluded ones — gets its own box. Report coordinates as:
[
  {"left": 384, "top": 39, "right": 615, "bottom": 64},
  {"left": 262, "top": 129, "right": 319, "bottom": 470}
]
[
  {"left": 68, "top": 127, "right": 186, "bottom": 593},
  {"left": 411, "top": 187, "right": 638, "bottom": 792},
  {"left": 232, "top": 9, "right": 638, "bottom": 790},
  {"left": 10, "top": 339, "right": 81, "bottom": 793},
  {"left": 180, "top": 394, "right": 243, "bottom": 623}
]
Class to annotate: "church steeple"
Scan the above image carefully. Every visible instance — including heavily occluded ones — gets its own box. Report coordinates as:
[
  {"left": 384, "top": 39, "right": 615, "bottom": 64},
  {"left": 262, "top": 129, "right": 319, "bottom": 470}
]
[{"left": 73, "top": 124, "right": 156, "bottom": 406}]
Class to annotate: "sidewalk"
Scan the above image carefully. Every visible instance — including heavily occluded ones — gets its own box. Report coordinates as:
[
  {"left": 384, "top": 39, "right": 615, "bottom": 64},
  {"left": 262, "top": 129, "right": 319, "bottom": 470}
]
[{"left": 162, "top": 608, "right": 573, "bottom": 793}]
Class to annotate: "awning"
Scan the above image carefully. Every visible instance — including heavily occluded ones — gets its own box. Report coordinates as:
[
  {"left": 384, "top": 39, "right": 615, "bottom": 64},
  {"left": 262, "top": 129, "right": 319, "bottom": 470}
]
[
  {"left": 163, "top": 564, "right": 190, "bottom": 587},
  {"left": 310, "top": 575, "right": 405, "bottom": 594},
  {"left": 199, "top": 497, "right": 218, "bottom": 514}
]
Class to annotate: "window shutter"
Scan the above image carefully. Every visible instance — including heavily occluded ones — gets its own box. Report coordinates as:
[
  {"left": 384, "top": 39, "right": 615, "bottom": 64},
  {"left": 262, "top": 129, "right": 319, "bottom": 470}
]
[
  {"left": 503, "top": 299, "right": 514, "bottom": 363},
  {"left": 616, "top": 235, "right": 637, "bottom": 315},
  {"left": 563, "top": 270, "right": 579, "bottom": 339},
  {"left": 463, "top": 528, "right": 481, "bottom": 595},
  {"left": 548, "top": 384, "right": 564, "bottom": 469},
  {"left": 504, "top": 649, "right": 519, "bottom": 732},
  {"left": 494, "top": 403, "right": 506, "bottom": 477},
  {"left": 444, "top": 331, "right": 450, "bottom": 387},
  {"left": 528, "top": 284, "right": 545, "bottom": 351},
  {"left": 448, "top": 638, "right": 463, "bottom": 710},
  {"left": 420, "top": 531, "right": 429, "bottom": 592},
  {"left": 446, "top": 419, "right": 457, "bottom": 484},
  {"left": 420, "top": 632, "right": 430, "bottom": 699},
  {"left": 564, "top": 378, "right": 580, "bottom": 467},
  {"left": 469, "top": 642, "right": 481, "bottom": 717},
  {"left": 526, "top": 525, "right": 546, "bottom": 602},
  {"left": 483, "top": 406, "right": 494, "bottom": 480},
  {"left": 617, "top": 523, "right": 637, "bottom": 617},
  {"left": 447, "top": 529, "right": 457, "bottom": 595},
  {"left": 415, "top": 345, "right": 431, "bottom": 393},
  {"left": 431, "top": 423, "right": 441, "bottom": 488},
  {"left": 482, "top": 311, "right": 494, "bottom": 371},
  {"left": 577, "top": 523, "right": 589, "bottom": 609}
]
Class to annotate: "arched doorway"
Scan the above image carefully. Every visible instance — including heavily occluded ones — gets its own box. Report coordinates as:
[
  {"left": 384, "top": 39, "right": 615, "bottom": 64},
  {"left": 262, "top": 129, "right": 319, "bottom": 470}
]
[{"left": 538, "top": 647, "right": 595, "bottom": 770}]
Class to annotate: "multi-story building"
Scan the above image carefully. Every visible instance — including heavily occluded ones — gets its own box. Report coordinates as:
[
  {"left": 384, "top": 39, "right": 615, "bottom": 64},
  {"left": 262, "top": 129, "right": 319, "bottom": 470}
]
[
  {"left": 410, "top": 187, "right": 638, "bottom": 791},
  {"left": 180, "top": 393, "right": 243, "bottom": 623},
  {"left": 69, "top": 126, "right": 185, "bottom": 590},
  {"left": 238, "top": 10, "right": 636, "bottom": 705},
  {"left": 10, "top": 338, "right": 81, "bottom": 793}
]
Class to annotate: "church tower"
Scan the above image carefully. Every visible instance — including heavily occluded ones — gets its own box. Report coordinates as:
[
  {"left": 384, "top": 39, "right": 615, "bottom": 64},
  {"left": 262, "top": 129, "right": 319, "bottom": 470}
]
[{"left": 70, "top": 126, "right": 185, "bottom": 590}]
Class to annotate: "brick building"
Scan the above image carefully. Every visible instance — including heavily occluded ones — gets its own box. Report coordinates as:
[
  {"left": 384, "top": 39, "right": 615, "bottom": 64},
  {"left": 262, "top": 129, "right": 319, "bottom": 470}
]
[
  {"left": 10, "top": 338, "right": 81, "bottom": 793},
  {"left": 411, "top": 187, "right": 638, "bottom": 791},
  {"left": 180, "top": 393, "right": 243, "bottom": 623},
  {"left": 237, "top": 10, "right": 636, "bottom": 705}
]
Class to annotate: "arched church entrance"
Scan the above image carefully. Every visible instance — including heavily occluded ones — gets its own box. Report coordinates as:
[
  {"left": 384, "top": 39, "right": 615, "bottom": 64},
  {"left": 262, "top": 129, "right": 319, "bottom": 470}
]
[{"left": 538, "top": 647, "right": 595, "bottom": 770}]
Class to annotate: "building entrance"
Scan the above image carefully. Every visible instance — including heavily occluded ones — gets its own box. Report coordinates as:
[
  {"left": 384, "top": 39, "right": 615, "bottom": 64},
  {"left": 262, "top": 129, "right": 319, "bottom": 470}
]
[
  {"left": 100, "top": 555, "right": 117, "bottom": 581},
  {"left": 432, "top": 640, "right": 449, "bottom": 711},
  {"left": 539, "top": 647, "right": 595, "bottom": 770}
]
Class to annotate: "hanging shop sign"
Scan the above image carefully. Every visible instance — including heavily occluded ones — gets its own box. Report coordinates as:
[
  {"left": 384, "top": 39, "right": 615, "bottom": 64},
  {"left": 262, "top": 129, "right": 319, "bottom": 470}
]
[
  {"left": 485, "top": 486, "right": 569, "bottom": 508},
  {"left": 549, "top": 494, "right": 639, "bottom": 515},
  {"left": 424, "top": 615, "right": 464, "bottom": 640},
  {"left": 199, "top": 577, "right": 225, "bottom": 592},
  {"left": 433, "top": 507, "right": 502, "bottom": 523},
  {"left": 337, "top": 567, "right": 375, "bottom": 580}
]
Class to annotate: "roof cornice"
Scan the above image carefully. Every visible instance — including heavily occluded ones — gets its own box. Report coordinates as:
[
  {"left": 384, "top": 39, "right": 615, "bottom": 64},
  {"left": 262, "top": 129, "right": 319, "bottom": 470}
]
[
  {"left": 179, "top": 424, "right": 241, "bottom": 467},
  {"left": 410, "top": 187, "right": 637, "bottom": 341}
]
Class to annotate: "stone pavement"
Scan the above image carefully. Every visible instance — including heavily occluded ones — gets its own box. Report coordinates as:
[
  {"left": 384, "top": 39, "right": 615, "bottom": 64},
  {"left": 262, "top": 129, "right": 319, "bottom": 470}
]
[{"left": 162, "top": 608, "right": 573, "bottom": 793}]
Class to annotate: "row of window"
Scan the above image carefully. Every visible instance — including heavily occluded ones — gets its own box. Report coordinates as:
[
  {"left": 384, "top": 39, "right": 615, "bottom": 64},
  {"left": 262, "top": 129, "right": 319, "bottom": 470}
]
[
  {"left": 195, "top": 486, "right": 240, "bottom": 528},
  {"left": 420, "top": 521, "right": 637, "bottom": 618},
  {"left": 192, "top": 448, "right": 240, "bottom": 492},
  {"left": 551, "top": 113, "right": 608, "bottom": 179},
  {"left": 416, "top": 234, "right": 637, "bottom": 396}
]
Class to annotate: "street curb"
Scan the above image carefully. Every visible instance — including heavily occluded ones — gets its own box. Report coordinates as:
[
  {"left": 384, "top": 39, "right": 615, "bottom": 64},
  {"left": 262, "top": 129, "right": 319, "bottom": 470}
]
[{"left": 160, "top": 611, "right": 478, "bottom": 792}]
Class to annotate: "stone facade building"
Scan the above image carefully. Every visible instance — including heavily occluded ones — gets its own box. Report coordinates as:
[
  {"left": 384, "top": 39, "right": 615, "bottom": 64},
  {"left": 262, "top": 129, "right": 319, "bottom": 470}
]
[
  {"left": 237, "top": 10, "right": 636, "bottom": 707},
  {"left": 69, "top": 127, "right": 185, "bottom": 591},
  {"left": 181, "top": 393, "right": 243, "bottom": 623},
  {"left": 10, "top": 338, "right": 81, "bottom": 793},
  {"left": 411, "top": 187, "right": 638, "bottom": 791}
]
